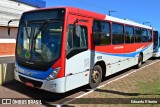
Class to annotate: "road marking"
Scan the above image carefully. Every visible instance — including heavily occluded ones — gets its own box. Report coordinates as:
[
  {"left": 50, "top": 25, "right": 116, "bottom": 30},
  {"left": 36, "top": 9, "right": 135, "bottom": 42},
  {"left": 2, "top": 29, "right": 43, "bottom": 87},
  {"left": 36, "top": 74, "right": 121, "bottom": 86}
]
[{"left": 57, "top": 60, "right": 160, "bottom": 107}]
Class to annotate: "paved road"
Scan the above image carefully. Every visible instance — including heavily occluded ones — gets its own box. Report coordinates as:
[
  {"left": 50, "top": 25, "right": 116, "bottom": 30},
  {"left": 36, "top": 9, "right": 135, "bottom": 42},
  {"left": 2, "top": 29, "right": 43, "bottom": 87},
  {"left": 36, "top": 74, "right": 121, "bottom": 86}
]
[{"left": 0, "top": 57, "right": 159, "bottom": 106}]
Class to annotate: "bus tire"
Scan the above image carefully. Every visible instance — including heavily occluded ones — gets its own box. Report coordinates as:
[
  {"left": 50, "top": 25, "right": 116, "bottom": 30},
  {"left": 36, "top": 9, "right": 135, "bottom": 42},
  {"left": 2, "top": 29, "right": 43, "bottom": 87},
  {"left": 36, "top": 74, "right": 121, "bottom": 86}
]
[
  {"left": 89, "top": 65, "right": 102, "bottom": 89},
  {"left": 136, "top": 54, "right": 143, "bottom": 69}
]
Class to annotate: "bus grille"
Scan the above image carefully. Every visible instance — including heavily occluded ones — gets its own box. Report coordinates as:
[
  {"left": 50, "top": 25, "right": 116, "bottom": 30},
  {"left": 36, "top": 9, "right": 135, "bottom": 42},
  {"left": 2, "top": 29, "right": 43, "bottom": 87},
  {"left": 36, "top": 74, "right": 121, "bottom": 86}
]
[{"left": 19, "top": 75, "right": 43, "bottom": 88}]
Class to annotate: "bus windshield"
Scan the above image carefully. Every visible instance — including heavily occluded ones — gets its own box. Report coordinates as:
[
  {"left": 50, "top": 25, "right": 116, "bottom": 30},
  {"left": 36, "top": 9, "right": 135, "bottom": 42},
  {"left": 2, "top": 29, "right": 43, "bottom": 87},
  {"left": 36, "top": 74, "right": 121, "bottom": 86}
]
[{"left": 16, "top": 9, "right": 64, "bottom": 63}]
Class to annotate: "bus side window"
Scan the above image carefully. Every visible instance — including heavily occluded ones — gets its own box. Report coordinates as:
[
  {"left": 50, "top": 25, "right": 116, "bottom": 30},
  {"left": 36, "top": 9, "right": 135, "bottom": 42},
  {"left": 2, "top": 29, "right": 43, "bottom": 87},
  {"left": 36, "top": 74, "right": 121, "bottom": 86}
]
[
  {"left": 135, "top": 28, "right": 142, "bottom": 43},
  {"left": 67, "top": 25, "right": 88, "bottom": 53},
  {"left": 112, "top": 23, "right": 124, "bottom": 44},
  {"left": 142, "top": 29, "right": 148, "bottom": 42},
  {"left": 93, "top": 20, "right": 111, "bottom": 46},
  {"left": 125, "top": 26, "right": 134, "bottom": 43}
]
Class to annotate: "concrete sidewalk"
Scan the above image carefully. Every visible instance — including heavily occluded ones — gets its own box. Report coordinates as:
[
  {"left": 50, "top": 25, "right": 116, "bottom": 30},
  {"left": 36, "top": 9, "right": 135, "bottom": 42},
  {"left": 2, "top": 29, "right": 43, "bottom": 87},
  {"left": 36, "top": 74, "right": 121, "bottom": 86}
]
[{"left": 0, "top": 56, "right": 15, "bottom": 85}]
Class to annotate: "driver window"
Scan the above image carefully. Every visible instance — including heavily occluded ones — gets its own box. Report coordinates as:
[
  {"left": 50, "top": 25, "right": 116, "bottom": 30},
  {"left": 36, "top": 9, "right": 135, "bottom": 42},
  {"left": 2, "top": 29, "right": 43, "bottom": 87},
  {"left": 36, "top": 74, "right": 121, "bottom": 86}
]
[{"left": 67, "top": 25, "right": 88, "bottom": 53}]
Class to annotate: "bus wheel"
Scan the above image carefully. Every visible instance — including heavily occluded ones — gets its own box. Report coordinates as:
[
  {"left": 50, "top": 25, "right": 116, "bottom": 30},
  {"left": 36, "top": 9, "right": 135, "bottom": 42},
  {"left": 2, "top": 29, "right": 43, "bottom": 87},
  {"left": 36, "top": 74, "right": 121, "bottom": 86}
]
[
  {"left": 89, "top": 65, "right": 102, "bottom": 89},
  {"left": 136, "top": 54, "right": 143, "bottom": 69}
]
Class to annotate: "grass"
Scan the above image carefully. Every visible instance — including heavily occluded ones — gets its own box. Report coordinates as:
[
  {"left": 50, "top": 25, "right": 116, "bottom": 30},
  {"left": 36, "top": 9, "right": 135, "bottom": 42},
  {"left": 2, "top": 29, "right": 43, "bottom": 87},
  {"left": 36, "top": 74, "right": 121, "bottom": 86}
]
[
  {"left": 66, "top": 61, "right": 160, "bottom": 107},
  {"left": 139, "top": 79, "right": 160, "bottom": 96}
]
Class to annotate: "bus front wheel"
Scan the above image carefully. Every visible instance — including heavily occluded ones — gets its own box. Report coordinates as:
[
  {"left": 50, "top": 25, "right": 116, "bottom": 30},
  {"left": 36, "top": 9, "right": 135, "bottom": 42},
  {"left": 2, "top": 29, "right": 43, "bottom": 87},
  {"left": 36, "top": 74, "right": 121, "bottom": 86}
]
[{"left": 89, "top": 65, "right": 102, "bottom": 89}]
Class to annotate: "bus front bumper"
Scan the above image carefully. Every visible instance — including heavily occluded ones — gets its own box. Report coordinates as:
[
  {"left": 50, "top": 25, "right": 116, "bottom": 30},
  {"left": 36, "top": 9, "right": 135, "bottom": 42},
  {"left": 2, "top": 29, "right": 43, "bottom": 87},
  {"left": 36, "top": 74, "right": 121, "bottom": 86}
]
[{"left": 14, "top": 69, "right": 66, "bottom": 93}]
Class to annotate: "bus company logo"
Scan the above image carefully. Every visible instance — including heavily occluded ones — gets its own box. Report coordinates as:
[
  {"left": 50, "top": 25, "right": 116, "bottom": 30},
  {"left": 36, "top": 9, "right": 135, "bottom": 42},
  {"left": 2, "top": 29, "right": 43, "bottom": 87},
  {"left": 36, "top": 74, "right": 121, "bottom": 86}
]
[{"left": 114, "top": 46, "right": 124, "bottom": 49}]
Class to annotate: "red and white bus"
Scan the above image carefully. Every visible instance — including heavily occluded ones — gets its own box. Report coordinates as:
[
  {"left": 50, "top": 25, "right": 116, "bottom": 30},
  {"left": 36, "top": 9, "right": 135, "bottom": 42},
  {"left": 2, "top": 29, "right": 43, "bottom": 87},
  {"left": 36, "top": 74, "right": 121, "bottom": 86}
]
[{"left": 14, "top": 7, "right": 153, "bottom": 93}]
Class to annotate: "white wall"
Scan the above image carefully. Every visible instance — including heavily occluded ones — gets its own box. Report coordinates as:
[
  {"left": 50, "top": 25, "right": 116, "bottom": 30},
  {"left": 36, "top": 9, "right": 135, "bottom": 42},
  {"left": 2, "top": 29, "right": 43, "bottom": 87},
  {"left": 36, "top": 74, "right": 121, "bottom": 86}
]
[
  {"left": 0, "top": 0, "right": 37, "bottom": 27},
  {"left": 0, "top": 0, "right": 37, "bottom": 85}
]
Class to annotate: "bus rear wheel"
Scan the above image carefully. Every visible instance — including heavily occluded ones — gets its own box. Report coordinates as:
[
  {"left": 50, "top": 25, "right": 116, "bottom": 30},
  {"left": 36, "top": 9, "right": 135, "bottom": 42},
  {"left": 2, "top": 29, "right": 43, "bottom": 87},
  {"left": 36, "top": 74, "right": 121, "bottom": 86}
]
[
  {"left": 136, "top": 54, "right": 143, "bottom": 69},
  {"left": 89, "top": 65, "right": 102, "bottom": 89}
]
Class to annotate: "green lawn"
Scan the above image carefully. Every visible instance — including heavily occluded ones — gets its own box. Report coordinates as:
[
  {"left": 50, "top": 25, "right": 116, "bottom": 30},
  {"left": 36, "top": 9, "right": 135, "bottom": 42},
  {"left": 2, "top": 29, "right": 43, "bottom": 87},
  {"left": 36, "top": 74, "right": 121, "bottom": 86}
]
[
  {"left": 67, "top": 61, "right": 160, "bottom": 107},
  {"left": 139, "top": 78, "right": 160, "bottom": 96}
]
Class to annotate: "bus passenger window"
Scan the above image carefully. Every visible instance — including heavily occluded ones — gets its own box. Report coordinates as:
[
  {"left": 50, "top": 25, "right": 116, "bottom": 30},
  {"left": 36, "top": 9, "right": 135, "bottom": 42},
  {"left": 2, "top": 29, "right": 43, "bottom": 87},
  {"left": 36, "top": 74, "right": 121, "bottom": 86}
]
[
  {"left": 142, "top": 29, "right": 148, "bottom": 42},
  {"left": 93, "top": 20, "right": 111, "bottom": 46},
  {"left": 112, "top": 23, "right": 124, "bottom": 44},
  {"left": 135, "top": 28, "right": 142, "bottom": 43},
  {"left": 125, "top": 26, "right": 134, "bottom": 43}
]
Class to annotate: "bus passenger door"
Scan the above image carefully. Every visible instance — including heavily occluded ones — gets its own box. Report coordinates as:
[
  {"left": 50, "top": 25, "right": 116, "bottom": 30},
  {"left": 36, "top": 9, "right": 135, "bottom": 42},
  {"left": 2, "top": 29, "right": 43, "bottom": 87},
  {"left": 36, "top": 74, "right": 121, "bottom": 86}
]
[{"left": 65, "top": 15, "right": 91, "bottom": 91}]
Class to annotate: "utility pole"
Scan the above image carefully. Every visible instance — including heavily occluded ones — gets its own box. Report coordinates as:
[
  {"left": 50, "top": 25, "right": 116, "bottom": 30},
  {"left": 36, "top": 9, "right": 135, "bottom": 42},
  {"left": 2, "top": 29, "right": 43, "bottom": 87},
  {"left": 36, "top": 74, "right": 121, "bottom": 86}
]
[{"left": 108, "top": 10, "right": 116, "bottom": 16}]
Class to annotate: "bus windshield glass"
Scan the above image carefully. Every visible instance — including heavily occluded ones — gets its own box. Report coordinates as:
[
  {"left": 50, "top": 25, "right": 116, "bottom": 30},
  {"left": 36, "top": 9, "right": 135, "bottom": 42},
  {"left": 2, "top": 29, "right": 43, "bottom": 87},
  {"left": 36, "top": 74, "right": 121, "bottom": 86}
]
[{"left": 17, "top": 9, "right": 65, "bottom": 63}]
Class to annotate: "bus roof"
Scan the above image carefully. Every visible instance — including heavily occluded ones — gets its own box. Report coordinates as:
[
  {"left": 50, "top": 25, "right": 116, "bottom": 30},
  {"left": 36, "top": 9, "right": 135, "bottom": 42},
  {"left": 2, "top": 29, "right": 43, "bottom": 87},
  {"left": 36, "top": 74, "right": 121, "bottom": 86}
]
[
  {"left": 105, "top": 15, "right": 152, "bottom": 29},
  {"left": 25, "top": 6, "right": 152, "bottom": 29}
]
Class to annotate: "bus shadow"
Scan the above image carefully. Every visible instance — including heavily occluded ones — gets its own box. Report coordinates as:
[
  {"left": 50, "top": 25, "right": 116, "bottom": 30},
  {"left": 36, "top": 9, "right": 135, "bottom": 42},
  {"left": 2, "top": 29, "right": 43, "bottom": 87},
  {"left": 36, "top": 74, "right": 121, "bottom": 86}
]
[
  {"left": 149, "top": 57, "right": 159, "bottom": 60},
  {"left": 2, "top": 80, "right": 89, "bottom": 103},
  {"left": 95, "top": 88, "right": 160, "bottom": 96}
]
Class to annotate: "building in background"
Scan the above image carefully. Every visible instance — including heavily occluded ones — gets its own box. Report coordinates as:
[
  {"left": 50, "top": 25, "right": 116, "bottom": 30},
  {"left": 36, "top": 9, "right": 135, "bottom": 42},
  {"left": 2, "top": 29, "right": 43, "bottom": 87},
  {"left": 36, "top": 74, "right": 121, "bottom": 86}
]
[
  {"left": 17, "top": 0, "right": 46, "bottom": 8},
  {"left": 0, "top": 0, "right": 46, "bottom": 57}
]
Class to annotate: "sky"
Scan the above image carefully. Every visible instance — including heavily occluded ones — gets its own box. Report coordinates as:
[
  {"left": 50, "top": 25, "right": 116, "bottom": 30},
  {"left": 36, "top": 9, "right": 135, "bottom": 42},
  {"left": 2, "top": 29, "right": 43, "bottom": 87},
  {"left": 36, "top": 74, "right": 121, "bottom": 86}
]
[{"left": 45, "top": 0, "right": 160, "bottom": 31}]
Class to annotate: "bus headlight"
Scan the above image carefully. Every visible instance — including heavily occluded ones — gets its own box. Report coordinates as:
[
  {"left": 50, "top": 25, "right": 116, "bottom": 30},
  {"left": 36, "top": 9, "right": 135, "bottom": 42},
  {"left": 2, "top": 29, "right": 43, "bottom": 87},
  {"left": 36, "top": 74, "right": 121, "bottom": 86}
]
[{"left": 46, "top": 67, "right": 60, "bottom": 80}]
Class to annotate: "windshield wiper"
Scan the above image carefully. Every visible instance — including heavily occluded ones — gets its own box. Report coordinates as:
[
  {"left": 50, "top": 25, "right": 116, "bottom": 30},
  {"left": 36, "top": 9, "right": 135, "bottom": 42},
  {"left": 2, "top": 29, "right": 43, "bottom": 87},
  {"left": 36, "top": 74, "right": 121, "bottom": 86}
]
[
  {"left": 33, "top": 20, "right": 62, "bottom": 39},
  {"left": 33, "top": 20, "right": 51, "bottom": 39},
  {"left": 24, "top": 21, "right": 32, "bottom": 50},
  {"left": 24, "top": 21, "right": 30, "bottom": 39}
]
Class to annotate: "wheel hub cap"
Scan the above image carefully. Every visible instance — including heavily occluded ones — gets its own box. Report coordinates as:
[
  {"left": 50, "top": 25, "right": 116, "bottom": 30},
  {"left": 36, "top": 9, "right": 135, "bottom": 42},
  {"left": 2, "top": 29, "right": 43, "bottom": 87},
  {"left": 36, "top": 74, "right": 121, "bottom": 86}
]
[{"left": 92, "top": 70, "right": 100, "bottom": 83}]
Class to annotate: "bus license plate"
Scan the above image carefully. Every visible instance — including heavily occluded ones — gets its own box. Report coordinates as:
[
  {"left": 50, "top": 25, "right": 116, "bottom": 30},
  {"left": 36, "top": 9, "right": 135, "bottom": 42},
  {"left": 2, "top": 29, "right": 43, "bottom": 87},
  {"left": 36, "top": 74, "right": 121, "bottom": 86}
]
[{"left": 25, "top": 82, "right": 34, "bottom": 87}]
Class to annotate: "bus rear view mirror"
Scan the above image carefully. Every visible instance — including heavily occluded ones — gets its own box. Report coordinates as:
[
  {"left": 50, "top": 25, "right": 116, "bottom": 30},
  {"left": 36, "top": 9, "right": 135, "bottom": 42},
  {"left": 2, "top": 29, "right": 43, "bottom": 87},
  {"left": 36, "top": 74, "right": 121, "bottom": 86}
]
[
  {"left": 8, "top": 20, "right": 12, "bottom": 36},
  {"left": 8, "top": 27, "right": 11, "bottom": 36},
  {"left": 8, "top": 19, "right": 20, "bottom": 36}
]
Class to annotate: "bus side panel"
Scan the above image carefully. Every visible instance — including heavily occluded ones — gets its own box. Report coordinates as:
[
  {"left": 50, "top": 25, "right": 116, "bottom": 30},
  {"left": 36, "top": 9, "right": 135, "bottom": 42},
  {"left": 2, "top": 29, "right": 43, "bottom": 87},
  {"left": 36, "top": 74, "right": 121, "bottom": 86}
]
[
  {"left": 94, "top": 45, "right": 125, "bottom": 76},
  {"left": 65, "top": 14, "right": 93, "bottom": 92},
  {"left": 124, "top": 42, "right": 153, "bottom": 60},
  {"left": 143, "top": 43, "right": 153, "bottom": 61},
  {"left": 94, "top": 42, "right": 153, "bottom": 77},
  {"left": 65, "top": 51, "right": 90, "bottom": 92},
  {"left": 123, "top": 44, "right": 139, "bottom": 68}
]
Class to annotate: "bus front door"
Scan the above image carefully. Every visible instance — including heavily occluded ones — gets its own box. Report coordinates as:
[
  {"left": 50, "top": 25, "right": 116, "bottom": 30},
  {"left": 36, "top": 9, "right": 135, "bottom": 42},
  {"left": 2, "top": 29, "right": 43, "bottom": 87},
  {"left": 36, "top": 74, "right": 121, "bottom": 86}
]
[{"left": 65, "top": 14, "right": 91, "bottom": 91}]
